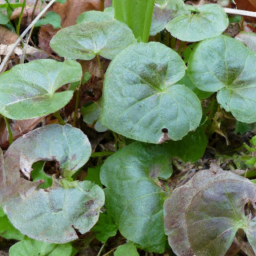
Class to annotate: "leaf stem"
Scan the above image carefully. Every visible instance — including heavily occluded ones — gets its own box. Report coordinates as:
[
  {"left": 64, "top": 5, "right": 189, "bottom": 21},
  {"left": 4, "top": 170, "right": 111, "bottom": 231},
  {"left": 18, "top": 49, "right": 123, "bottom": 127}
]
[
  {"left": 73, "top": 82, "right": 81, "bottom": 127},
  {"left": 53, "top": 111, "right": 65, "bottom": 125},
  {"left": 170, "top": 36, "right": 176, "bottom": 51},
  {"left": 224, "top": 8, "right": 256, "bottom": 18},
  {"left": 100, "top": 0, "right": 105, "bottom": 11},
  {"left": 97, "top": 242, "right": 106, "bottom": 256},
  {"left": 91, "top": 151, "right": 114, "bottom": 157},
  {"left": 0, "top": 0, "right": 57, "bottom": 73},
  {"left": 16, "top": 0, "right": 26, "bottom": 35},
  {"left": 32, "top": 0, "right": 39, "bottom": 20},
  {"left": 177, "top": 41, "right": 186, "bottom": 55},
  {"left": 96, "top": 55, "right": 104, "bottom": 80},
  {"left": 3, "top": 116, "right": 13, "bottom": 145}
]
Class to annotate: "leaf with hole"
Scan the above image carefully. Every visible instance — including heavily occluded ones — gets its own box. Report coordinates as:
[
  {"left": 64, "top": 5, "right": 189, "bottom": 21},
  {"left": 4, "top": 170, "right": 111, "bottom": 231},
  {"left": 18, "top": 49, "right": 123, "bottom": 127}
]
[
  {"left": 0, "top": 124, "right": 104, "bottom": 243},
  {"left": 166, "top": 4, "right": 228, "bottom": 42},
  {"left": 100, "top": 42, "right": 202, "bottom": 143},
  {"left": 150, "top": 0, "right": 187, "bottom": 36},
  {"left": 188, "top": 35, "right": 256, "bottom": 123},
  {"left": 100, "top": 142, "right": 172, "bottom": 253},
  {"left": 50, "top": 20, "right": 136, "bottom": 60},
  {"left": 164, "top": 166, "right": 256, "bottom": 256},
  {"left": 0, "top": 59, "right": 81, "bottom": 120}
]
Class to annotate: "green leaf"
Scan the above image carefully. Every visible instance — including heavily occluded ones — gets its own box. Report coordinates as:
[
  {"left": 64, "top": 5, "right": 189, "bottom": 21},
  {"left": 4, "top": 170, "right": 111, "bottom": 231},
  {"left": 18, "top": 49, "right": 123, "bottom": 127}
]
[
  {"left": 178, "top": 72, "right": 213, "bottom": 100},
  {"left": 70, "top": 71, "right": 91, "bottom": 91},
  {"left": 50, "top": 20, "right": 136, "bottom": 60},
  {"left": 104, "top": 7, "right": 114, "bottom": 18},
  {"left": 235, "top": 121, "right": 256, "bottom": 135},
  {"left": 76, "top": 10, "right": 113, "bottom": 24},
  {"left": 0, "top": 59, "right": 81, "bottom": 120},
  {"left": 81, "top": 101, "right": 107, "bottom": 133},
  {"left": 55, "top": 0, "right": 67, "bottom": 3},
  {"left": 0, "top": 208, "right": 25, "bottom": 240},
  {"left": 188, "top": 35, "right": 256, "bottom": 123},
  {"left": 167, "top": 124, "right": 208, "bottom": 163},
  {"left": 113, "top": 0, "right": 154, "bottom": 42},
  {"left": 35, "top": 12, "right": 61, "bottom": 29},
  {"left": 164, "top": 166, "right": 256, "bottom": 256},
  {"left": 114, "top": 242, "right": 139, "bottom": 256},
  {"left": 91, "top": 212, "right": 118, "bottom": 242},
  {"left": 9, "top": 238, "right": 77, "bottom": 256},
  {"left": 0, "top": 8, "right": 9, "bottom": 24},
  {"left": 235, "top": 32, "right": 256, "bottom": 52},
  {"left": 166, "top": 4, "right": 228, "bottom": 42},
  {"left": 100, "top": 42, "right": 202, "bottom": 143},
  {"left": 31, "top": 162, "right": 52, "bottom": 189},
  {"left": 3, "top": 180, "right": 104, "bottom": 243},
  {"left": 150, "top": 0, "right": 187, "bottom": 36},
  {"left": 100, "top": 142, "right": 172, "bottom": 253},
  {"left": 84, "top": 165, "right": 102, "bottom": 187}
]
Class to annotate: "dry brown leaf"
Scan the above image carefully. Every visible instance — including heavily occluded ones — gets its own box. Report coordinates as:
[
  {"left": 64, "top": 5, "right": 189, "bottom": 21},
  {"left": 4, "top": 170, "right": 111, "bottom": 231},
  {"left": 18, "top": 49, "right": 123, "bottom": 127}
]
[
  {"left": 0, "top": 117, "right": 45, "bottom": 149},
  {"left": 235, "top": 0, "right": 256, "bottom": 22},
  {"left": 0, "top": 26, "right": 18, "bottom": 44},
  {"left": 249, "top": 0, "right": 256, "bottom": 8}
]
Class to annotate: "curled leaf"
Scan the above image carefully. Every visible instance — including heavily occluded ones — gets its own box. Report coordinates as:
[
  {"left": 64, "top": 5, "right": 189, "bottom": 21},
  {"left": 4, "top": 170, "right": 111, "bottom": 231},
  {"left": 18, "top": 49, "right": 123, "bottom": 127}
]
[{"left": 164, "top": 165, "right": 256, "bottom": 256}]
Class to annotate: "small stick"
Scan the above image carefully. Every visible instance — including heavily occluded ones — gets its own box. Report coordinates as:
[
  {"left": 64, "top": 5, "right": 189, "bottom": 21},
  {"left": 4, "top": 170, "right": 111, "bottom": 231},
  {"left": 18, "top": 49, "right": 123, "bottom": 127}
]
[
  {"left": 224, "top": 8, "right": 256, "bottom": 18},
  {"left": 0, "top": 0, "right": 56, "bottom": 73}
]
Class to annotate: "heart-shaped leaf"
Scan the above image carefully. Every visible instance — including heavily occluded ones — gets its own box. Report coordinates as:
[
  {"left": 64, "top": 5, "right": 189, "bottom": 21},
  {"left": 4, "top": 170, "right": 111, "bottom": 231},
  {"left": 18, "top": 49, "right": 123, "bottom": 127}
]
[
  {"left": 166, "top": 4, "right": 228, "bottom": 42},
  {"left": 164, "top": 165, "right": 256, "bottom": 256},
  {"left": 50, "top": 20, "right": 136, "bottom": 60},
  {"left": 76, "top": 10, "right": 113, "bottom": 24},
  {"left": 188, "top": 35, "right": 256, "bottom": 123},
  {"left": 150, "top": 0, "right": 187, "bottom": 36},
  {"left": 100, "top": 42, "right": 202, "bottom": 143},
  {"left": 0, "top": 59, "right": 81, "bottom": 120},
  {"left": 235, "top": 32, "right": 256, "bottom": 52},
  {"left": 100, "top": 142, "right": 173, "bottom": 253}
]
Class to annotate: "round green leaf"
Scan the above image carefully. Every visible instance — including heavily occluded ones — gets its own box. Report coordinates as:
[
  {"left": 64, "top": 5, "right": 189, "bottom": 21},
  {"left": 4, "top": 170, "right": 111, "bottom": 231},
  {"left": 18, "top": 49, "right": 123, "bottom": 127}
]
[
  {"left": 50, "top": 20, "right": 136, "bottom": 60},
  {"left": 166, "top": 4, "right": 228, "bottom": 42},
  {"left": 4, "top": 181, "right": 104, "bottom": 244},
  {"left": 9, "top": 239, "right": 76, "bottom": 256},
  {"left": 164, "top": 167, "right": 256, "bottom": 256},
  {"left": 76, "top": 10, "right": 113, "bottom": 24},
  {"left": 150, "top": 0, "right": 188, "bottom": 36},
  {"left": 0, "top": 59, "right": 81, "bottom": 120},
  {"left": 188, "top": 35, "right": 256, "bottom": 123},
  {"left": 100, "top": 42, "right": 202, "bottom": 143},
  {"left": 114, "top": 243, "right": 139, "bottom": 256},
  {"left": 100, "top": 142, "right": 173, "bottom": 253}
]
